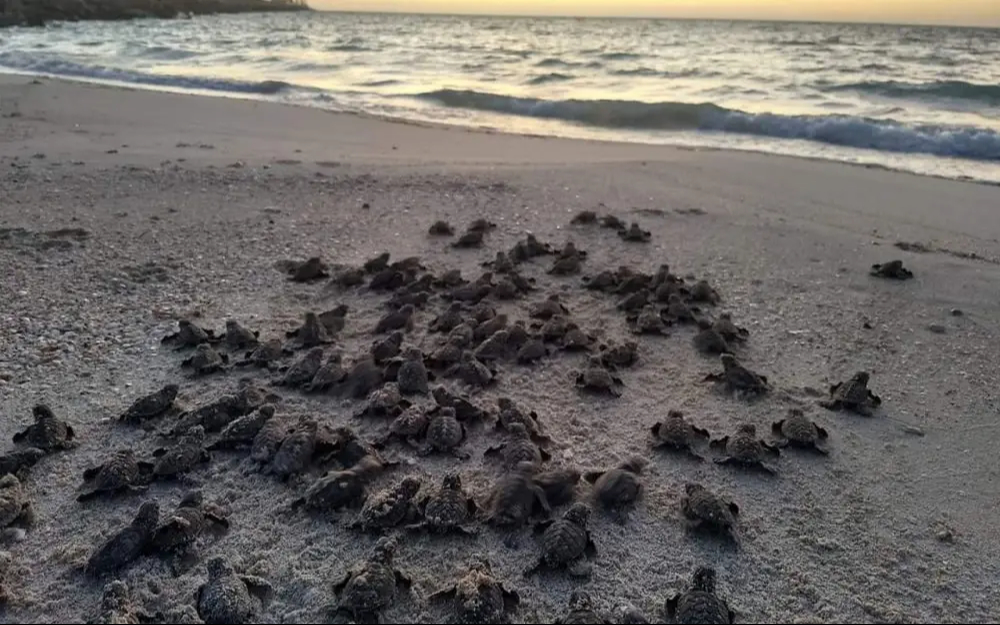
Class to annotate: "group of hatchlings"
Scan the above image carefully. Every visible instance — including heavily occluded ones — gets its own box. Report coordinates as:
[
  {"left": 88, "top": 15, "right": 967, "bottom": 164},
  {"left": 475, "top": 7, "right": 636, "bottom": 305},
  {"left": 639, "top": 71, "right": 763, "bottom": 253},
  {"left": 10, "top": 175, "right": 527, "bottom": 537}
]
[{"left": 0, "top": 210, "right": 899, "bottom": 624}]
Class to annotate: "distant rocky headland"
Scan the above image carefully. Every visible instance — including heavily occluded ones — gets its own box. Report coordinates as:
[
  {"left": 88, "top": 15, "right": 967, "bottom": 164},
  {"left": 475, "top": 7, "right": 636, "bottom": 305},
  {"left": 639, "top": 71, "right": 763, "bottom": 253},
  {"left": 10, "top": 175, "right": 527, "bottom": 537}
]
[{"left": 1, "top": 0, "right": 310, "bottom": 27}]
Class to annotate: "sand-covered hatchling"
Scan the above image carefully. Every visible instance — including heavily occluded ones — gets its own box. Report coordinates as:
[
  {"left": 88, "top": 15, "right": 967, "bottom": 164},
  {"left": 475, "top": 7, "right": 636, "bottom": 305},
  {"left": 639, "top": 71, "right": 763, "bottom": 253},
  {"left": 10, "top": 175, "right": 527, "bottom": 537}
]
[
  {"left": 870, "top": 259, "right": 913, "bottom": 280},
  {"left": 703, "top": 353, "right": 768, "bottom": 396},
  {"left": 119, "top": 384, "right": 180, "bottom": 425},
  {"left": 525, "top": 502, "right": 597, "bottom": 578},
  {"left": 680, "top": 483, "right": 739, "bottom": 541},
  {"left": 710, "top": 313, "right": 749, "bottom": 343},
  {"left": 151, "top": 426, "right": 211, "bottom": 480},
  {"left": 710, "top": 424, "right": 780, "bottom": 474},
  {"left": 371, "top": 330, "right": 404, "bottom": 364},
  {"left": 485, "top": 422, "right": 551, "bottom": 469},
  {"left": 235, "top": 338, "right": 288, "bottom": 369},
  {"left": 433, "top": 386, "right": 488, "bottom": 422},
  {"left": 268, "top": 419, "right": 318, "bottom": 480},
  {"left": 277, "top": 346, "right": 324, "bottom": 388},
  {"left": 374, "top": 304, "right": 416, "bottom": 334},
  {"left": 517, "top": 338, "right": 551, "bottom": 364},
  {"left": 348, "top": 476, "right": 422, "bottom": 533},
  {"left": 446, "top": 351, "right": 496, "bottom": 388},
  {"left": 771, "top": 408, "right": 830, "bottom": 454},
  {"left": 618, "top": 222, "right": 651, "bottom": 243},
  {"left": 446, "top": 322, "right": 476, "bottom": 349},
  {"left": 530, "top": 294, "right": 570, "bottom": 320},
  {"left": 665, "top": 566, "right": 735, "bottom": 624},
  {"left": 319, "top": 304, "right": 350, "bottom": 334},
  {"left": 249, "top": 412, "right": 290, "bottom": 465},
  {"left": 429, "top": 219, "right": 455, "bottom": 236},
  {"left": 292, "top": 455, "right": 383, "bottom": 514},
  {"left": 599, "top": 340, "right": 639, "bottom": 369},
  {"left": 85, "top": 501, "right": 159, "bottom": 578},
  {"left": 663, "top": 293, "right": 700, "bottom": 324},
  {"left": 429, "top": 556, "right": 520, "bottom": 624},
  {"left": 427, "top": 341, "right": 463, "bottom": 370},
  {"left": 369, "top": 266, "right": 410, "bottom": 292},
  {"left": 820, "top": 371, "right": 882, "bottom": 416},
  {"left": 473, "top": 313, "right": 508, "bottom": 343},
  {"left": 421, "top": 407, "right": 470, "bottom": 459},
  {"left": 650, "top": 411, "right": 710, "bottom": 460},
  {"left": 0, "top": 475, "right": 33, "bottom": 533},
  {"left": 181, "top": 344, "right": 228, "bottom": 376},
  {"left": 78, "top": 450, "right": 153, "bottom": 503},
  {"left": 584, "top": 457, "right": 646, "bottom": 523},
  {"left": 407, "top": 473, "right": 478, "bottom": 536},
  {"left": 355, "top": 382, "right": 411, "bottom": 419},
  {"left": 629, "top": 304, "right": 670, "bottom": 336},
  {"left": 534, "top": 467, "right": 582, "bottom": 507},
  {"left": 207, "top": 405, "right": 277, "bottom": 451},
  {"left": 475, "top": 330, "right": 510, "bottom": 362},
  {"left": 196, "top": 557, "right": 273, "bottom": 625},
  {"left": 331, "top": 536, "right": 411, "bottom": 624},
  {"left": 286, "top": 311, "right": 331, "bottom": 348},
  {"left": 485, "top": 462, "right": 551, "bottom": 529},
  {"left": 381, "top": 405, "right": 429, "bottom": 448},
  {"left": 581, "top": 269, "right": 618, "bottom": 292},
  {"left": 575, "top": 357, "right": 624, "bottom": 397},
  {"left": 345, "top": 355, "right": 385, "bottom": 399},
  {"left": 171, "top": 384, "right": 267, "bottom": 435},
  {"left": 397, "top": 347, "right": 431, "bottom": 395},
  {"left": 223, "top": 320, "right": 259, "bottom": 350},
  {"left": 161, "top": 319, "right": 216, "bottom": 350},
  {"left": 430, "top": 303, "right": 465, "bottom": 334},
  {"left": 305, "top": 352, "right": 347, "bottom": 393},
  {"left": 549, "top": 254, "right": 583, "bottom": 276},
  {"left": 0, "top": 447, "right": 46, "bottom": 481},
  {"left": 556, "top": 590, "right": 613, "bottom": 624},
  {"left": 148, "top": 491, "right": 229, "bottom": 560},
  {"left": 90, "top": 580, "right": 158, "bottom": 624},
  {"left": 288, "top": 256, "right": 329, "bottom": 283},
  {"left": 561, "top": 326, "right": 595, "bottom": 352},
  {"left": 13, "top": 403, "right": 76, "bottom": 452}
]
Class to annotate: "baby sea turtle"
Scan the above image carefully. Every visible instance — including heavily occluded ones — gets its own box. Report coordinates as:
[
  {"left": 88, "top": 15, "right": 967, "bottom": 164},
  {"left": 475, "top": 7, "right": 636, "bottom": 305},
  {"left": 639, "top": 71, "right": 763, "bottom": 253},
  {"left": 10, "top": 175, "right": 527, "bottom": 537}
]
[
  {"left": 473, "top": 313, "right": 508, "bottom": 343},
  {"left": 355, "top": 383, "right": 411, "bottom": 419},
  {"left": 820, "top": 371, "right": 882, "bottom": 416},
  {"left": 485, "top": 423, "right": 550, "bottom": 469},
  {"left": 549, "top": 255, "right": 583, "bottom": 276},
  {"left": 650, "top": 411, "right": 709, "bottom": 460},
  {"left": 534, "top": 467, "right": 582, "bottom": 507},
  {"left": 525, "top": 503, "right": 597, "bottom": 578},
  {"left": 427, "top": 342, "right": 463, "bottom": 370},
  {"left": 181, "top": 344, "right": 228, "bottom": 376},
  {"left": 90, "top": 580, "right": 158, "bottom": 625},
  {"left": 278, "top": 346, "right": 324, "bottom": 388},
  {"left": 534, "top": 314, "right": 571, "bottom": 343},
  {"left": 599, "top": 341, "right": 639, "bottom": 369},
  {"left": 584, "top": 457, "right": 646, "bottom": 523},
  {"left": 250, "top": 413, "right": 289, "bottom": 465},
  {"left": 571, "top": 210, "right": 598, "bottom": 225},
  {"left": 289, "top": 256, "right": 329, "bottom": 283},
  {"left": 710, "top": 424, "right": 780, "bottom": 474},
  {"left": 428, "top": 556, "right": 520, "bottom": 624},
  {"left": 582, "top": 269, "right": 618, "bottom": 292},
  {"left": 151, "top": 426, "right": 211, "bottom": 480},
  {"left": 364, "top": 252, "right": 391, "bottom": 274},
  {"left": 382, "top": 405, "right": 429, "bottom": 448},
  {"left": 161, "top": 319, "right": 216, "bottom": 350},
  {"left": 692, "top": 327, "right": 731, "bottom": 355},
  {"left": 78, "top": 450, "right": 153, "bottom": 502},
  {"left": 600, "top": 214, "right": 626, "bottom": 230},
  {"left": 208, "top": 405, "right": 276, "bottom": 451},
  {"left": 268, "top": 419, "right": 318, "bottom": 480},
  {"left": 617, "top": 289, "right": 649, "bottom": 313},
  {"left": 710, "top": 313, "right": 749, "bottom": 343},
  {"left": 429, "top": 220, "right": 455, "bottom": 236},
  {"left": 319, "top": 304, "right": 350, "bottom": 334},
  {"left": 433, "top": 386, "right": 488, "bottom": 422},
  {"left": 326, "top": 427, "right": 393, "bottom": 471},
  {"left": 689, "top": 279, "right": 721, "bottom": 305},
  {"left": 286, "top": 312, "right": 331, "bottom": 348},
  {"left": 446, "top": 322, "right": 475, "bottom": 348},
  {"left": 397, "top": 348, "right": 431, "bottom": 395},
  {"left": 680, "top": 483, "right": 739, "bottom": 541},
  {"left": 371, "top": 330, "right": 404, "bottom": 364},
  {"left": 771, "top": 408, "right": 829, "bottom": 454},
  {"left": 223, "top": 320, "right": 259, "bottom": 350},
  {"left": 629, "top": 305, "right": 670, "bottom": 336},
  {"left": 305, "top": 353, "right": 347, "bottom": 393},
  {"left": 618, "top": 223, "right": 651, "bottom": 243},
  {"left": 345, "top": 355, "right": 385, "bottom": 399},
  {"left": 485, "top": 462, "right": 551, "bottom": 531},
  {"left": 85, "top": 501, "right": 159, "bottom": 578},
  {"left": 446, "top": 351, "right": 496, "bottom": 388},
  {"left": 561, "top": 326, "right": 595, "bottom": 352},
  {"left": 148, "top": 492, "right": 228, "bottom": 575},
  {"left": 333, "top": 266, "right": 366, "bottom": 288},
  {"left": 197, "top": 557, "right": 273, "bottom": 625},
  {"left": 530, "top": 295, "right": 570, "bottom": 320},
  {"left": 703, "top": 354, "right": 768, "bottom": 396},
  {"left": 13, "top": 403, "right": 76, "bottom": 452},
  {"left": 421, "top": 407, "right": 470, "bottom": 459},
  {"left": 0, "top": 447, "right": 45, "bottom": 481},
  {"left": 555, "top": 590, "right": 613, "bottom": 624},
  {"left": 430, "top": 303, "right": 465, "bottom": 334},
  {"left": 517, "top": 338, "right": 551, "bottom": 365},
  {"left": 665, "top": 566, "right": 735, "bottom": 625},
  {"left": 236, "top": 338, "right": 288, "bottom": 369},
  {"left": 374, "top": 304, "right": 416, "bottom": 334},
  {"left": 663, "top": 293, "right": 700, "bottom": 324},
  {"left": 369, "top": 267, "right": 411, "bottom": 292},
  {"left": 332, "top": 536, "right": 411, "bottom": 624},
  {"left": 575, "top": 357, "right": 624, "bottom": 397},
  {"left": 407, "top": 473, "right": 478, "bottom": 536},
  {"left": 870, "top": 259, "right": 913, "bottom": 280},
  {"left": 495, "top": 397, "right": 548, "bottom": 442},
  {"left": 453, "top": 228, "right": 486, "bottom": 249},
  {"left": 292, "top": 455, "right": 383, "bottom": 514},
  {"left": 348, "top": 476, "right": 422, "bottom": 533},
  {"left": 119, "top": 384, "right": 180, "bottom": 425},
  {"left": 0, "top": 475, "right": 33, "bottom": 532},
  {"left": 475, "top": 330, "right": 510, "bottom": 362}
]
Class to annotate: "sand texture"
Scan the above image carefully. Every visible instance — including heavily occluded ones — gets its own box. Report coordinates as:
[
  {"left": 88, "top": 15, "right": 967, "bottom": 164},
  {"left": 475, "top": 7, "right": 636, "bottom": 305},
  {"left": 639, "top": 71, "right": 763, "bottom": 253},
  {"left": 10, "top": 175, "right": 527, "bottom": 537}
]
[{"left": 1, "top": 75, "right": 1000, "bottom": 624}]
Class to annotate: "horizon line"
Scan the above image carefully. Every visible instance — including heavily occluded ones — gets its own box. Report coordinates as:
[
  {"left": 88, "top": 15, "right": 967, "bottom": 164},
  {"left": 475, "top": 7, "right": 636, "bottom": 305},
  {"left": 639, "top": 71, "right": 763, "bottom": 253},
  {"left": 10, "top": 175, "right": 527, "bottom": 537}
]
[{"left": 307, "top": 8, "right": 1000, "bottom": 30}]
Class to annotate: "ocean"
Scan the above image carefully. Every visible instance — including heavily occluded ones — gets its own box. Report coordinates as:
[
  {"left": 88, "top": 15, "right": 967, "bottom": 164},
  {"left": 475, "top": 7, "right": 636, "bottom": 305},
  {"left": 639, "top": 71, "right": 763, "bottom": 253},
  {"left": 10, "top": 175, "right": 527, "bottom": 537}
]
[{"left": 2, "top": 12, "right": 999, "bottom": 182}]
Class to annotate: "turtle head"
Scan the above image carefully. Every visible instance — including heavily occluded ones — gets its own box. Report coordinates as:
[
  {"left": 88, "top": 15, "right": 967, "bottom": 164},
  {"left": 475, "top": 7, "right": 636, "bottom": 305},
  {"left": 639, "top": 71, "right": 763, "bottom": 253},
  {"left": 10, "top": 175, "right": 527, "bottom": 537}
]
[
  {"left": 787, "top": 407, "right": 805, "bottom": 418},
  {"left": 399, "top": 477, "right": 422, "bottom": 498},
  {"left": 507, "top": 422, "right": 528, "bottom": 438},
  {"left": 568, "top": 590, "right": 595, "bottom": 611},
  {"left": 719, "top": 312, "right": 733, "bottom": 321},
  {"left": 683, "top": 482, "right": 704, "bottom": 496},
  {"left": 853, "top": 371, "right": 871, "bottom": 385},
  {"left": 442, "top": 473, "right": 462, "bottom": 490},
  {"left": 326, "top": 351, "right": 343, "bottom": 365},
  {"left": 134, "top": 501, "right": 160, "bottom": 528},
  {"left": 692, "top": 566, "right": 717, "bottom": 593},
  {"left": 389, "top": 330, "right": 405, "bottom": 346},
  {"left": 667, "top": 410, "right": 684, "bottom": 421},
  {"left": 372, "top": 536, "right": 397, "bottom": 563},
  {"left": 736, "top": 423, "right": 756, "bottom": 436},
  {"left": 304, "top": 311, "right": 320, "bottom": 325},
  {"left": 225, "top": 319, "right": 239, "bottom": 331},
  {"left": 719, "top": 353, "right": 738, "bottom": 369},
  {"left": 587, "top": 355, "right": 605, "bottom": 368},
  {"left": 332, "top": 304, "right": 349, "bottom": 316},
  {"left": 162, "top": 384, "right": 180, "bottom": 400},
  {"left": 206, "top": 557, "right": 232, "bottom": 578},
  {"left": 437, "top": 407, "right": 458, "bottom": 421},
  {"left": 100, "top": 580, "right": 131, "bottom": 610},
  {"left": 564, "top": 502, "right": 591, "bottom": 526},
  {"left": 620, "top": 456, "right": 648, "bottom": 474},
  {"left": 32, "top": 404, "right": 56, "bottom": 422},
  {"left": 178, "top": 319, "right": 194, "bottom": 329},
  {"left": 258, "top": 404, "right": 277, "bottom": 419},
  {"left": 514, "top": 461, "right": 539, "bottom": 476},
  {"left": 497, "top": 397, "right": 513, "bottom": 411},
  {"left": 179, "top": 490, "right": 204, "bottom": 508}
]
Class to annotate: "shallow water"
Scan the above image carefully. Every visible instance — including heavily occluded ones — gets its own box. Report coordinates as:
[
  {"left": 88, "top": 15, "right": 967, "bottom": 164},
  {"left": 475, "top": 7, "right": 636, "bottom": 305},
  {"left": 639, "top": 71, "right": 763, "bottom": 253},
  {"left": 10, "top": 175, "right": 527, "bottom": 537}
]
[{"left": 2, "top": 13, "right": 999, "bottom": 181}]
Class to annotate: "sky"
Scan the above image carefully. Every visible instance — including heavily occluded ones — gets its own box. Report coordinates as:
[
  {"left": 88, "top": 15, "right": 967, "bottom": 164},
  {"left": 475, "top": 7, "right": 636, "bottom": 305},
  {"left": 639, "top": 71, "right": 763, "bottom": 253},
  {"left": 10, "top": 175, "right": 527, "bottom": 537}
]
[{"left": 311, "top": 0, "right": 1000, "bottom": 27}]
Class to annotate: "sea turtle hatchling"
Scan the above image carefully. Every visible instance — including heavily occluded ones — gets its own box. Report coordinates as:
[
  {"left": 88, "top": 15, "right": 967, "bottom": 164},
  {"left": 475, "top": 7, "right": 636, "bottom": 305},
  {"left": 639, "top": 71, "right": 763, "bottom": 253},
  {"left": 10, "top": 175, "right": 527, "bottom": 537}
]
[
  {"left": 347, "top": 476, "right": 422, "bottom": 534},
  {"left": 571, "top": 210, "right": 598, "bottom": 225},
  {"left": 430, "top": 303, "right": 465, "bottom": 334},
  {"left": 433, "top": 386, "right": 488, "bottom": 422},
  {"left": 533, "top": 467, "right": 582, "bottom": 507},
  {"left": 305, "top": 353, "right": 347, "bottom": 393},
  {"left": 78, "top": 450, "right": 153, "bottom": 503},
  {"left": 374, "top": 304, "right": 416, "bottom": 334},
  {"left": 555, "top": 590, "right": 613, "bottom": 624},
  {"left": 524, "top": 503, "right": 597, "bottom": 578},
  {"left": 703, "top": 354, "right": 768, "bottom": 396},
  {"left": 331, "top": 536, "right": 411, "bottom": 624},
  {"left": 161, "top": 319, "right": 216, "bottom": 350},
  {"left": 0, "top": 447, "right": 46, "bottom": 481},
  {"left": 268, "top": 419, "right": 318, "bottom": 480},
  {"left": 574, "top": 357, "right": 624, "bottom": 397},
  {"left": 600, "top": 214, "right": 626, "bottom": 230},
  {"left": 380, "top": 405, "right": 429, "bottom": 448},
  {"left": 517, "top": 339, "right": 551, "bottom": 364},
  {"left": 119, "top": 384, "right": 180, "bottom": 425},
  {"left": 13, "top": 404, "right": 77, "bottom": 452},
  {"left": 277, "top": 347, "right": 324, "bottom": 388},
  {"left": 196, "top": 557, "right": 273, "bottom": 625},
  {"left": 692, "top": 327, "right": 732, "bottom": 355},
  {"left": 235, "top": 338, "right": 288, "bottom": 369},
  {"left": 286, "top": 312, "right": 331, "bottom": 348},
  {"left": 771, "top": 408, "right": 830, "bottom": 454},
  {"left": 428, "top": 556, "right": 520, "bottom": 624},
  {"left": 689, "top": 279, "right": 720, "bottom": 305},
  {"left": 561, "top": 326, "right": 595, "bottom": 352},
  {"left": 0, "top": 474, "right": 33, "bottom": 533},
  {"left": 628, "top": 305, "right": 670, "bottom": 336},
  {"left": 710, "top": 313, "right": 749, "bottom": 343},
  {"left": 484, "top": 423, "right": 551, "bottom": 469},
  {"left": 148, "top": 491, "right": 229, "bottom": 561},
  {"left": 680, "top": 483, "right": 740, "bottom": 541},
  {"left": 665, "top": 566, "right": 735, "bottom": 625},
  {"left": 710, "top": 424, "right": 780, "bottom": 474},
  {"left": 429, "top": 220, "right": 455, "bottom": 236},
  {"left": 420, "top": 407, "right": 470, "bottom": 459},
  {"left": 345, "top": 355, "right": 385, "bottom": 399},
  {"left": 180, "top": 344, "right": 228, "bottom": 376},
  {"left": 371, "top": 331, "right": 404, "bottom": 364},
  {"left": 355, "top": 383, "right": 411, "bottom": 419},
  {"left": 397, "top": 348, "right": 431, "bottom": 395},
  {"left": 446, "top": 351, "right": 496, "bottom": 388},
  {"left": 223, "top": 320, "right": 259, "bottom": 350},
  {"left": 584, "top": 457, "right": 646, "bottom": 523},
  {"left": 207, "top": 405, "right": 277, "bottom": 451},
  {"left": 495, "top": 397, "right": 548, "bottom": 442},
  {"left": 484, "top": 462, "right": 551, "bottom": 529},
  {"left": 650, "top": 411, "right": 710, "bottom": 460},
  {"left": 85, "top": 501, "right": 159, "bottom": 578},
  {"left": 150, "top": 426, "right": 211, "bottom": 480},
  {"left": 407, "top": 473, "right": 478, "bottom": 536},
  {"left": 530, "top": 294, "right": 570, "bottom": 320},
  {"left": 319, "top": 304, "right": 350, "bottom": 334},
  {"left": 364, "top": 252, "right": 392, "bottom": 274},
  {"left": 618, "top": 222, "right": 651, "bottom": 243},
  {"left": 292, "top": 455, "right": 383, "bottom": 514},
  {"left": 288, "top": 256, "right": 329, "bottom": 283},
  {"left": 475, "top": 330, "right": 510, "bottom": 362},
  {"left": 820, "top": 371, "right": 882, "bottom": 416},
  {"left": 249, "top": 413, "right": 290, "bottom": 465},
  {"left": 599, "top": 341, "right": 639, "bottom": 369},
  {"left": 90, "top": 580, "right": 159, "bottom": 625},
  {"left": 870, "top": 259, "right": 914, "bottom": 280}
]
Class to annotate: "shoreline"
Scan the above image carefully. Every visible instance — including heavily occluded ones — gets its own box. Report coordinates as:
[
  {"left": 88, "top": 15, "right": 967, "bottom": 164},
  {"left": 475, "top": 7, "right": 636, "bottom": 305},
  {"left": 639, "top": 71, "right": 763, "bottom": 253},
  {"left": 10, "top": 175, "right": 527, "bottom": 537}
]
[{"left": 1, "top": 70, "right": 996, "bottom": 188}]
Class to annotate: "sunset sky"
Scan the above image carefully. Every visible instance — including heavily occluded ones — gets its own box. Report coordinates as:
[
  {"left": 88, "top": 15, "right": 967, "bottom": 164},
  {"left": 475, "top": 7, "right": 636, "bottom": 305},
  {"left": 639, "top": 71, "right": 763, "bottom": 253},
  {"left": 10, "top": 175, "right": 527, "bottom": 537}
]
[{"left": 312, "top": 0, "right": 1000, "bottom": 27}]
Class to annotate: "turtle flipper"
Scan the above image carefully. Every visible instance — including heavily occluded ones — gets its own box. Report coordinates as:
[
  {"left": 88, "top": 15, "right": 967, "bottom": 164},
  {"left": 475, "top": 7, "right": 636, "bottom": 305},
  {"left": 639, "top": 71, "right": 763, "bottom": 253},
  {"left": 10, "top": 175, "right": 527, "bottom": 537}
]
[{"left": 665, "top": 594, "right": 680, "bottom": 620}]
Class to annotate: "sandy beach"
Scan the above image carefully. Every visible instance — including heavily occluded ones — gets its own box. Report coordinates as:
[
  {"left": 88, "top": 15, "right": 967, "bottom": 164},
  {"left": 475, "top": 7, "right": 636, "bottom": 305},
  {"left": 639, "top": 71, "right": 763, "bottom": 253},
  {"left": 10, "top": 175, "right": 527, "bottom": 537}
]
[{"left": 1, "top": 73, "right": 999, "bottom": 624}]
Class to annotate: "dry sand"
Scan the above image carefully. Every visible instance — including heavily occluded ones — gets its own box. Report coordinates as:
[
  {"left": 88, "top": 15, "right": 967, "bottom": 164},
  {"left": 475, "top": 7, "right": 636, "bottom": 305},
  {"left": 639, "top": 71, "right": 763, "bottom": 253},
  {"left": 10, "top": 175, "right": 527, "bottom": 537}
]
[{"left": 1, "top": 73, "right": 999, "bottom": 624}]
